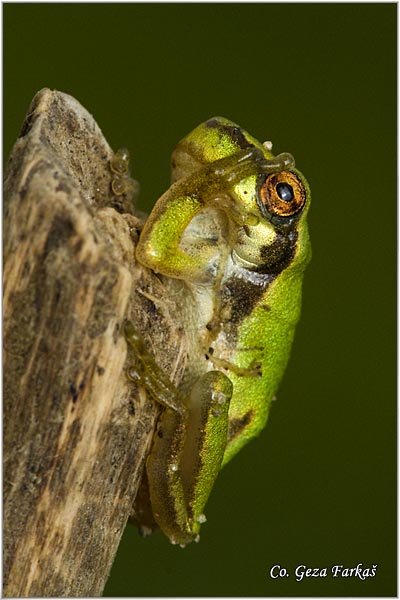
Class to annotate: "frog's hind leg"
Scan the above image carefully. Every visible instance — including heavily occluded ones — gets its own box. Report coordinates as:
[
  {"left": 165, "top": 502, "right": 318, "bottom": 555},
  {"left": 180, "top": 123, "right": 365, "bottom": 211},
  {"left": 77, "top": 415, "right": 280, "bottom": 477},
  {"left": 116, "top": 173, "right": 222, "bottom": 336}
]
[
  {"left": 125, "top": 321, "right": 232, "bottom": 545},
  {"left": 146, "top": 370, "right": 232, "bottom": 546}
]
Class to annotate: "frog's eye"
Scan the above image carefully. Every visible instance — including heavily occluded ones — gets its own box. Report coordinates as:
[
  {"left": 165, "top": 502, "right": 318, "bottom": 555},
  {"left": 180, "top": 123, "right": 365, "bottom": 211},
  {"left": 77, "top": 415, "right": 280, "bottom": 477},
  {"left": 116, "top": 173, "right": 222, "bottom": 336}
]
[{"left": 258, "top": 171, "right": 306, "bottom": 218}]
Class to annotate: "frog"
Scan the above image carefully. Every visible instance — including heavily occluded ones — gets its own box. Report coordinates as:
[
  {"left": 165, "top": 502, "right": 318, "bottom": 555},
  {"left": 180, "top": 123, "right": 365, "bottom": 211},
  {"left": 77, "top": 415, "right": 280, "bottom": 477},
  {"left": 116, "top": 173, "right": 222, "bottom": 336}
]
[{"left": 125, "top": 116, "right": 311, "bottom": 546}]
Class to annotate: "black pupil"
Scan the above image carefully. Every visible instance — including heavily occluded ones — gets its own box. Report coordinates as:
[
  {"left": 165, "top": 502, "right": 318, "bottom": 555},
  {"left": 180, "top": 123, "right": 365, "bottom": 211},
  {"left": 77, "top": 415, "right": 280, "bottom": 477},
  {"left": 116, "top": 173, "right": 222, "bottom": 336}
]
[{"left": 276, "top": 182, "right": 294, "bottom": 202}]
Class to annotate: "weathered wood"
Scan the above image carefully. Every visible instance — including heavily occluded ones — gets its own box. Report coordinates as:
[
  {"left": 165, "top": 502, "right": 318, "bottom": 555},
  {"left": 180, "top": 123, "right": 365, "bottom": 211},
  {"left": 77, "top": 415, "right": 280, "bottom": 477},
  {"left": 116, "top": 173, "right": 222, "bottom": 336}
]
[{"left": 3, "top": 89, "right": 182, "bottom": 597}]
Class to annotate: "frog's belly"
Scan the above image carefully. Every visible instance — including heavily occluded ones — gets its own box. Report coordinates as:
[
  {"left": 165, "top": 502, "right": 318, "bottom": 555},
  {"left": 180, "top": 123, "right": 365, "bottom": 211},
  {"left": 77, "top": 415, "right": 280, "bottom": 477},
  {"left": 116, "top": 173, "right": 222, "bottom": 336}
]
[
  {"left": 160, "top": 276, "right": 215, "bottom": 390},
  {"left": 178, "top": 283, "right": 239, "bottom": 392}
]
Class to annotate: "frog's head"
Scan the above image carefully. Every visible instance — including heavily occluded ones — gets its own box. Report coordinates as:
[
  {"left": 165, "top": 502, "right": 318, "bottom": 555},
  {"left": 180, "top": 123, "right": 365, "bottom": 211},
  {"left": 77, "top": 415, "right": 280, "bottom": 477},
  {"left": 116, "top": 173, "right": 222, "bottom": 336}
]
[{"left": 172, "top": 116, "right": 311, "bottom": 276}]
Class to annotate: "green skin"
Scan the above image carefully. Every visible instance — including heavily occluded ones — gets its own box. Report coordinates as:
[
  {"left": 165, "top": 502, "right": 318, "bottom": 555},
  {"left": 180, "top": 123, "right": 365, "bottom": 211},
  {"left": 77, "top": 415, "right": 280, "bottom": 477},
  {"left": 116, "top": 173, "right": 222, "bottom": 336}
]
[{"left": 126, "top": 117, "right": 311, "bottom": 546}]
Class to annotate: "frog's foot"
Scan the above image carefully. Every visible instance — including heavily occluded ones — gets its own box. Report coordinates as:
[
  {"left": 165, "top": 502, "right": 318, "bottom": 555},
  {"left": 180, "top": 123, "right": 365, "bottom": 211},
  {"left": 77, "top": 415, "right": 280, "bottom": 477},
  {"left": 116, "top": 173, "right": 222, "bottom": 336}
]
[{"left": 124, "top": 321, "right": 185, "bottom": 415}]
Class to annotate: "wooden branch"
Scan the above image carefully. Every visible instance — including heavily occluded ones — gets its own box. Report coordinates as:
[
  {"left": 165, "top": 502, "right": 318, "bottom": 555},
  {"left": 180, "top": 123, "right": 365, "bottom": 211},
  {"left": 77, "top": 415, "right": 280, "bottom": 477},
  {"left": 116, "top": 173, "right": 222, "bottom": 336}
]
[{"left": 3, "top": 89, "right": 183, "bottom": 597}]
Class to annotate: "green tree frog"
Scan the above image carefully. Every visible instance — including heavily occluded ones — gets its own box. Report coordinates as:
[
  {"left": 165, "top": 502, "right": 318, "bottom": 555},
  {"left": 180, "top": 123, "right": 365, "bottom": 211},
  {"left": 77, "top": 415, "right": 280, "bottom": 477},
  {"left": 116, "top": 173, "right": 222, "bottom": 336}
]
[{"left": 125, "top": 117, "right": 311, "bottom": 546}]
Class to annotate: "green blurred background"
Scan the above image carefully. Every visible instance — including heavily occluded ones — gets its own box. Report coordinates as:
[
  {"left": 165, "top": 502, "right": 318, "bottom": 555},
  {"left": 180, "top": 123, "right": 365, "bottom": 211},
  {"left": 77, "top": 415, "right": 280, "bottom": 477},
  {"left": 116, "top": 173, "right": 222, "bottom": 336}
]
[{"left": 4, "top": 3, "right": 396, "bottom": 597}]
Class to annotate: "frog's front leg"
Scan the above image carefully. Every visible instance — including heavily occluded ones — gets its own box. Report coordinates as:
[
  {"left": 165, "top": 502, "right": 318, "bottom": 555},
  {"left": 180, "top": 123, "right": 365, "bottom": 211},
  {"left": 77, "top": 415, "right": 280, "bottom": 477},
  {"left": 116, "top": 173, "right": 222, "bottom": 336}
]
[
  {"left": 125, "top": 323, "right": 232, "bottom": 546},
  {"left": 136, "top": 148, "right": 294, "bottom": 282}
]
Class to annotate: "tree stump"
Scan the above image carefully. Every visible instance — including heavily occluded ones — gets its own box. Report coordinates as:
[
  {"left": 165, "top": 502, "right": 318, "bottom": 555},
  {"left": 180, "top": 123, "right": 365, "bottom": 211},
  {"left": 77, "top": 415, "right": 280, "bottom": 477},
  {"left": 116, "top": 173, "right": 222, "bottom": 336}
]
[{"left": 3, "top": 89, "right": 183, "bottom": 597}]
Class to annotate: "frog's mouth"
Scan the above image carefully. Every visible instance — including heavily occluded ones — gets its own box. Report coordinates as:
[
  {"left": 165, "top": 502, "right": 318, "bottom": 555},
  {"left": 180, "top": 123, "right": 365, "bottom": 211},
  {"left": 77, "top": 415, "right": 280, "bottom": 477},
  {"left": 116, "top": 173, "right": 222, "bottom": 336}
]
[{"left": 231, "top": 247, "right": 260, "bottom": 271}]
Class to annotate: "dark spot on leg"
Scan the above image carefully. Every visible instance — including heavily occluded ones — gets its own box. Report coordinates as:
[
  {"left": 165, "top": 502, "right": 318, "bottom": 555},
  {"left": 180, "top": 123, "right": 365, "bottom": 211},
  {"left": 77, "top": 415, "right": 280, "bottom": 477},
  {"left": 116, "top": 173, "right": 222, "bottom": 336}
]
[{"left": 228, "top": 410, "right": 253, "bottom": 441}]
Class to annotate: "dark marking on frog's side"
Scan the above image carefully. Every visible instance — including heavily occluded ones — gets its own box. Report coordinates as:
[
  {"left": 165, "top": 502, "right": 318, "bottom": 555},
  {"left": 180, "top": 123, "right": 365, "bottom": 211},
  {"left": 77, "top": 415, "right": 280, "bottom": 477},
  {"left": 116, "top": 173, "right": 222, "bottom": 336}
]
[
  {"left": 228, "top": 410, "right": 253, "bottom": 441},
  {"left": 206, "top": 119, "right": 255, "bottom": 151},
  {"left": 221, "top": 227, "right": 298, "bottom": 338},
  {"left": 258, "top": 229, "right": 298, "bottom": 274},
  {"left": 261, "top": 304, "right": 271, "bottom": 311},
  {"left": 221, "top": 272, "right": 274, "bottom": 336}
]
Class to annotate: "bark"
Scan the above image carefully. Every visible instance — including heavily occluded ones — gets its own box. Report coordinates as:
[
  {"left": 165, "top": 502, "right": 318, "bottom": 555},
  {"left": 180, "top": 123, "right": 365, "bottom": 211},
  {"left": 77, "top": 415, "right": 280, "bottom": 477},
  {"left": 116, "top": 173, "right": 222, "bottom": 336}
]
[{"left": 3, "top": 89, "right": 182, "bottom": 597}]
